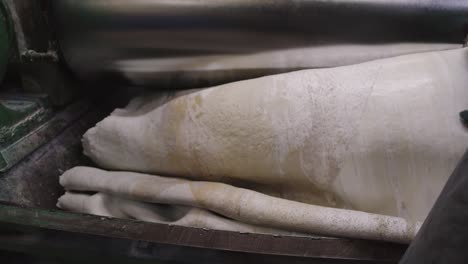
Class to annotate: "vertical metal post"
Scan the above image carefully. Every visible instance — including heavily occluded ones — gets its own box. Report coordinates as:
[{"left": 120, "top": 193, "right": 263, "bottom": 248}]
[{"left": 400, "top": 149, "right": 468, "bottom": 263}]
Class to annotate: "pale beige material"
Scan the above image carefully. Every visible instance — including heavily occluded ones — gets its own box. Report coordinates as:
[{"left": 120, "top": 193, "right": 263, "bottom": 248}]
[
  {"left": 58, "top": 191, "right": 293, "bottom": 235},
  {"left": 59, "top": 166, "right": 421, "bottom": 243},
  {"left": 83, "top": 48, "right": 468, "bottom": 224}
]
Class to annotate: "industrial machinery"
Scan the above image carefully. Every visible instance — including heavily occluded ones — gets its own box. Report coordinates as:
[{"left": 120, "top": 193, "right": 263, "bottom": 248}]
[{"left": 1, "top": 1, "right": 468, "bottom": 263}]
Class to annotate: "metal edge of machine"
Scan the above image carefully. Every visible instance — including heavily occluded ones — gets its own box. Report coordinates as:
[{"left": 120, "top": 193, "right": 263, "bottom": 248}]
[{"left": 0, "top": 0, "right": 80, "bottom": 172}]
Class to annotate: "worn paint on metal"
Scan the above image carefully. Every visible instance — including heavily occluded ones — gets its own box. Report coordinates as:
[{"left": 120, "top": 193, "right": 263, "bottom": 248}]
[{"left": 0, "top": 95, "right": 52, "bottom": 171}]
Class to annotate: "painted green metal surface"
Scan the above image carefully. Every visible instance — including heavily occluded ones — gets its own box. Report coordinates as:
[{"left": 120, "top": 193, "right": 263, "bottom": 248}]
[{"left": 0, "top": 95, "right": 52, "bottom": 171}]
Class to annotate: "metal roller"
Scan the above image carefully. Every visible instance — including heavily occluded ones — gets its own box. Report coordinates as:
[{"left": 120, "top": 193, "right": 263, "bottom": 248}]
[{"left": 53, "top": 0, "right": 468, "bottom": 88}]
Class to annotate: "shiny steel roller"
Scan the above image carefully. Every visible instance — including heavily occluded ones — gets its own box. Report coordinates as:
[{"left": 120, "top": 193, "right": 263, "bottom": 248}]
[{"left": 53, "top": 0, "right": 468, "bottom": 88}]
